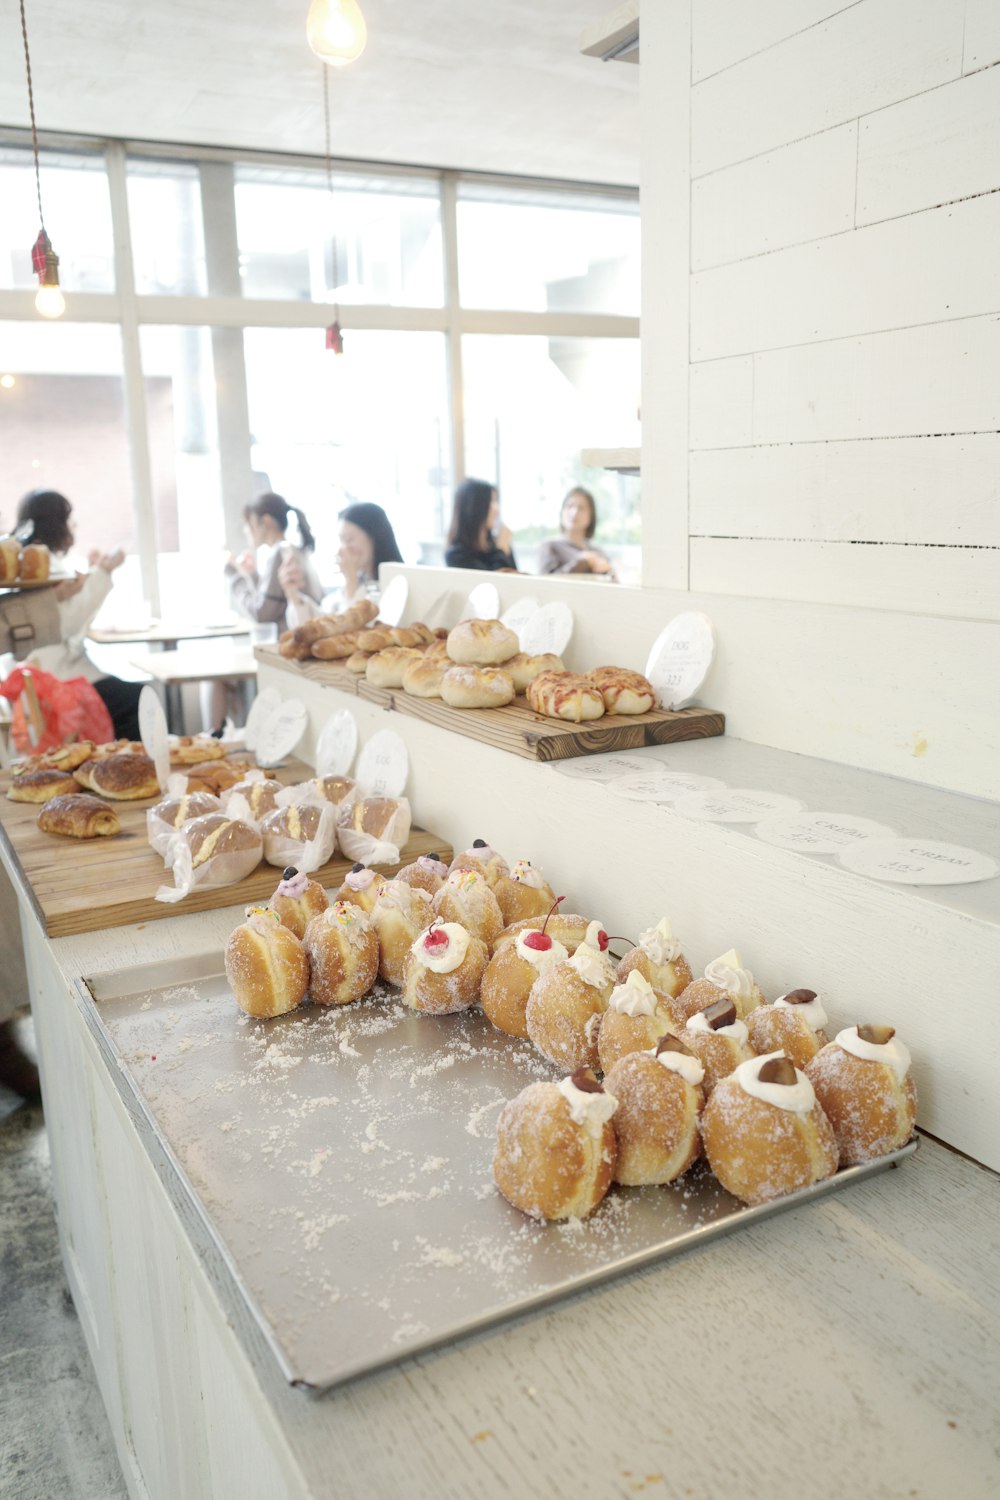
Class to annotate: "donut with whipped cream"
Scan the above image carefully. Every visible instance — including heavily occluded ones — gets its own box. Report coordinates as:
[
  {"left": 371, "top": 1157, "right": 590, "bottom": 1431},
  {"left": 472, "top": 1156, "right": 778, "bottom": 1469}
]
[
  {"left": 267, "top": 865, "right": 328, "bottom": 941},
  {"left": 370, "top": 880, "right": 434, "bottom": 987},
  {"left": 481, "top": 921, "right": 569, "bottom": 1039},
  {"left": 225, "top": 906, "right": 309, "bottom": 1019},
  {"left": 603, "top": 1036, "right": 704, "bottom": 1186},
  {"left": 493, "top": 1069, "right": 618, "bottom": 1221},
  {"left": 525, "top": 920, "right": 616, "bottom": 1071},
  {"left": 683, "top": 997, "right": 757, "bottom": 1092},
  {"left": 701, "top": 1051, "right": 839, "bottom": 1204},
  {"left": 432, "top": 867, "right": 504, "bottom": 948},
  {"left": 492, "top": 858, "right": 557, "bottom": 926},
  {"left": 333, "top": 863, "right": 389, "bottom": 915},
  {"left": 303, "top": 899, "right": 379, "bottom": 1007},
  {"left": 401, "top": 920, "right": 488, "bottom": 1014},
  {"left": 806, "top": 1025, "right": 916, "bottom": 1164},
  {"left": 492, "top": 910, "right": 592, "bottom": 957},
  {"left": 674, "top": 947, "right": 766, "bottom": 1023},
  {"left": 615, "top": 916, "right": 693, "bottom": 999},
  {"left": 596, "top": 970, "right": 680, "bottom": 1073},
  {"left": 747, "top": 989, "right": 830, "bottom": 1070}
]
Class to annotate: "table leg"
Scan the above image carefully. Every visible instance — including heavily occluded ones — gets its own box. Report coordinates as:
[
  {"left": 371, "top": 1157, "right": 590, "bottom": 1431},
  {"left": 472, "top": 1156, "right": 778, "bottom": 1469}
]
[{"left": 165, "top": 681, "right": 185, "bottom": 735}]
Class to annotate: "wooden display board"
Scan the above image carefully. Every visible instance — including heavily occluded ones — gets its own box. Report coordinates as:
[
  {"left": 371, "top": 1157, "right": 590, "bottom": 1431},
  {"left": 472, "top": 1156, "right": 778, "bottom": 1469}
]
[
  {"left": 257, "top": 648, "right": 725, "bottom": 761},
  {"left": 0, "top": 757, "right": 451, "bottom": 938}
]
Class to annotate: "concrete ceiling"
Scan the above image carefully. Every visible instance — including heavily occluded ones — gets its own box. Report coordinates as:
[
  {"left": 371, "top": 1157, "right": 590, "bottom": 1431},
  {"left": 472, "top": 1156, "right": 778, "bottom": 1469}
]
[{"left": 0, "top": 1, "right": 639, "bottom": 187}]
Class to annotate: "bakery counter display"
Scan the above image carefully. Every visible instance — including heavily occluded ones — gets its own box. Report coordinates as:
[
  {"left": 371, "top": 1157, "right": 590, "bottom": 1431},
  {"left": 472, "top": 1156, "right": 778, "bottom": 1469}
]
[
  {"left": 0, "top": 739, "right": 451, "bottom": 937},
  {"left": 76, "top": 836, "right": 916, "bottom": 1393},
  {"left": 264, "top": 611, "right": 724, "bottom": 762}
]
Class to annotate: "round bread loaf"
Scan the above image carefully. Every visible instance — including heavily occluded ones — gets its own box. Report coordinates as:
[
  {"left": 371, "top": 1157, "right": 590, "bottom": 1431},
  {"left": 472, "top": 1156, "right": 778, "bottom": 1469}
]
[
  {"left": 440, "top": 665, "right": 515, "bottom": 709},
  {"left": 366, "top": 647, "right": 425, "bottom": 689},
  {"left": 446, "top": 618, "right": 519, "bottom": 666},
  {"left": 402, "top": 656, "right": 447, "bottom": 698},
  {"left": 74, "top": 752, "right": 160, "bottom": 800},
  {"left": 18, "top": 543, "right": 50, "bottom": 581},
  {"left": 503, "top": 652, "right": 565, "bottom": 692}
]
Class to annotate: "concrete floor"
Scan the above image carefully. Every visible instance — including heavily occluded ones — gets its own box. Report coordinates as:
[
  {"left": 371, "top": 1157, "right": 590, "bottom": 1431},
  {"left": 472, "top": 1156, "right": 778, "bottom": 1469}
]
[{"left": 0, "top": 1017, "right": 128, "bottom": 1500}]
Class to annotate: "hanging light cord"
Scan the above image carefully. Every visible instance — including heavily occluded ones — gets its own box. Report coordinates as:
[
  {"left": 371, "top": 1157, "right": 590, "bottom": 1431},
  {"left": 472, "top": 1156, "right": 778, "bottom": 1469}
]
[
  {"left": 322, "top": 64, "right": 341, "bottom": 317},
  {"left": 19, "top": 0, "right": 45, "bottom": 228}
]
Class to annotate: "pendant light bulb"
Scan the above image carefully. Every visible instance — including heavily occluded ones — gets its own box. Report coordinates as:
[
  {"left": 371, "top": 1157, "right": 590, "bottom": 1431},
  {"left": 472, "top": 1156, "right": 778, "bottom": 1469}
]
[
  {"left": 31, "top": 230, "right": 65, "bottom": 319},
  {"left": 307, "top": 0, "right": 367, "bottom": 66},
  {"left": 35, "top": 283, "right": 65, "bottom": 319}
]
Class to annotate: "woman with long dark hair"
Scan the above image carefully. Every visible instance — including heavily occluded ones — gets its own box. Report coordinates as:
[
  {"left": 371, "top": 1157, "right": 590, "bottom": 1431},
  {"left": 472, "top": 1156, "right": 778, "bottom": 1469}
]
[
  {"left": 444, "top": 479, "right": 516, "bottom": 572},
  {"left": 225, "top": 492, "right": 323, "bottom": 630},
  {"left": 536, "top": 486, "right": 615, "bottom": 578},
  {"left": 280, "top": 501, "right": 404, "bottom": 622}
]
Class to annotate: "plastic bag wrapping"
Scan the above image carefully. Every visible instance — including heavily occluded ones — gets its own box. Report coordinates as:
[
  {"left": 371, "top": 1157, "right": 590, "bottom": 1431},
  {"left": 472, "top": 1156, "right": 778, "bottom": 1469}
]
[
  {"left": 275, "top": 773, "right": 360, "bottom": 822},
  {"left": 221, "top": 770, "right": 284, "bottom": 821},
  {"left": 260, "top": 799, "right": 337, "bottom": 872},
  {"left": 146, "top": 791, "right": 222, "bottom": 861},
  {"left": 155, "top": 817, "right": 263, "bottom": 903},
  {"left": 337, "top": 796, "right": 412, "bottom": 870}
]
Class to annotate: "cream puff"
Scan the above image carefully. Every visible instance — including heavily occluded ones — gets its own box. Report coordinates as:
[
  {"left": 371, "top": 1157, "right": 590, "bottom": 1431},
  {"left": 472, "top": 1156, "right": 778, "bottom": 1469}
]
[
  {"left": 432, "top": 867, "right": 504, "bottom": 948},
  {"left": 447, "top": 838, "right": 509, "bottom": 888},
  {"left": 225, "top": 906, "right": 310, "bottom": 1019},
  {"left": 806, "top": 1025, "right": 917, "bottom": 1165},
  {"left": 401, "top": 920, "right": 488, "bottom": 1015},
  {"left": 480, "top": 920, "right": 569, "bottom": 1039},
  {"left": 525, "top": 920, "right": 616, "bottom": 1071},
  {"left": 492, "top": 859, "right": 557, "bottom": 927},
  {"left": 701, "top": 1052, "right": 839, "bottom": 1205},
  {"left": 747, "top": 989, "right": 830, "bottom": 1071},
  {"left": 603, "top": 1036, "right": 704, "bottom": 1186},
  {"left": 683, "top": 997, "right": 757, "bottom": 1093},
  {"left": 267, "top": 865, "right": 329, "bottom": 940},
  {"left": 333, "top": 863, "right": 389, "bottom": 915},
  {"left": 492, "top": 1068, "right": 618, "bottom": 1221},
  {"left": 615, "top": 916, "right": 693, "bottom": 998},
  {"left": 393, "top": 851, "right": 450, "bottom": 896},
  {"left": 303, "top": 900, "right": 379, "bottom": 1006},
  {"left": 675, "top": 948, "right": 766, "bottom": 1023},
  {"left": 370, "top": 880, "right": 434, "bottom": 987},
  {"left": 596, "top": 970, "right": 680, "bottom": 1074}
]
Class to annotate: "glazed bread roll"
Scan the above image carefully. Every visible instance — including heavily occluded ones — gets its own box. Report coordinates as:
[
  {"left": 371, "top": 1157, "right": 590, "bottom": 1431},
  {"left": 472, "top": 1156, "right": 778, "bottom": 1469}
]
[
  {"left": 184, "top": 812, "right": 261, "bottom": 868},
  {"left": 493, "top": 1070, "right": 618, "bottom": 1221},
  {"left": 228, "top": 777, "right": 283, "bottom": 819},
  {"left": 74, "top": 752, "right": 160, "bottom": 800},
  {"left": 7, "top": 768, "right": 80, "bottom": 803},
  {"left": 304, "top": 900, "right": 379, "bottom": 1006},
  {"left": 402, "top": 656, "right": 448, "bottom": 698},
  {"left": 366, "top": 646, "right": 425, "bottom": 688},
  {"left": 587, "top": 666, "right": 656, "bottom": 716},
  {"left": 440, "top": 665, "right": 515, "bottom": 709},
  {"left": 225, "top": 907, "right": 310, "bottom": 1019},
  {"left": 169, "top": 735, "right": 226, "bottom": 767},
  {"left": 0, "top": 538, "right": 20, "bottom": 582},
  {"left": 260, "top": 803, "right": 324, "bottom": 865},
  {"left": 503, "top": 652, "right": 565, "bottom": 693},
  {"left": 526, "top": 671, "right": 605, "bottom": 723},
  {"left": 310, "top": 632, "right": 361, "bottom": 660},
  {"left": 150, "top": 791, "right": 221, "bottom": 829},
  {"left": 446, "top": 618, "right": 520, "bottom": 666},
  {"left": 18, "top": 543, "right": 50, "bottom": 582},
  {"left": 37, "top": 794, "right": 121, "bottom": 839}
]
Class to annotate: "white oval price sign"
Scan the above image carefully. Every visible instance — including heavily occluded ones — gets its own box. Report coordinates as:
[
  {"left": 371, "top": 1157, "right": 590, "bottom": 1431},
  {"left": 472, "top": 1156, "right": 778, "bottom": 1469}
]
[
  {"left": 138, "top": 684, "right": 170, "bottom": 790},
  {"left": 500, "top": 596, "right": 540, "bottom": 648},
  {"left": 255, "top": 698, "right": 308, "bottom": 768},
  {"left": 675, "top": 788, "right": 806, "bottom": 823},
  {"left": 838, "top": 839, "right": 999, "bottom": 886},
  {"left": 551, "top": 752, "right": 653, "bottom": 783},
  {"left": 315, "top": 709, "right": 358, "bottom": 777},
  {"left": 378, "top": 574, "right": 409, "bottom": 627},
  {"left": 645, "top": 612, "right": 715, "bottom": 709},
  {"left": 521, "top": 601, "right": 573, "bottom": 658},
  {"left": 356, "top": 729, "right": 409, "bottom": 798},
  {"left": 754, "top": 811, "right": 897, "bottom": 854},
  {"left": 465, "top": 581, "right": 500, "bottom": 622},
  {"left": 609, "top": 771, "right": 727, "bottom": 803}
]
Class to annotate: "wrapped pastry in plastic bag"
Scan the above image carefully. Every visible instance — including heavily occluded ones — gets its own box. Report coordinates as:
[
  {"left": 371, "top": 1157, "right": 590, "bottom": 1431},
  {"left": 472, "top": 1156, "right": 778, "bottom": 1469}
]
[
  {"left": 146, "top": 790, "right": 222, "bottom": 860},
  {"left": 156, "top": 812, "right": 263, "bottom": 904},
  {"left": 337, "top": 795, "right": 412, "bottom": 869},
  {"left": 222, "top": 768, "right": 284, "bottom": 821},
  {"left": 259, "top": 799, "right": 337, "bottom": 872}
]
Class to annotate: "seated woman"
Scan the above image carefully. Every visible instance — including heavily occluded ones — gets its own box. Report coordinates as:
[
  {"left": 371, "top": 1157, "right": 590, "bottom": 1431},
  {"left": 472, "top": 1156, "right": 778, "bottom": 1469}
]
[
  {"left": 225, "top": 493, "right": 323, "bottom": 631},
  {"left": 536, "top": 487, "right": 615, "bottom": 578},
  {"left": 444, "top": 479, "right": 516, "bottom": 572},
  {"left": 279, "top": 502, "right": 403, "bottom": 625},
  {"left": 14, "top": 489, "right": 143, "bottom": 739}
]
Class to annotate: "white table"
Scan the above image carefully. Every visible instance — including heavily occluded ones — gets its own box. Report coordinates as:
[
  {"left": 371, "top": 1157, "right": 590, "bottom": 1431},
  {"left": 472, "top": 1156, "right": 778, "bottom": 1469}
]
[{"left": 129, "top": 646, "right": 258, "bottom": 732}]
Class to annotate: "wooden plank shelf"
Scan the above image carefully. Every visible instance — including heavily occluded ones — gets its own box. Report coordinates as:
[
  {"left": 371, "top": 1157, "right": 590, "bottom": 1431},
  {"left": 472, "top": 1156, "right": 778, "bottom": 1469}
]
[
  {"left": 0, "top": 756, "right": 451, "bottom": 938},
  {"left": 259, "top": 647, "right": 725, "bottom": 763}
]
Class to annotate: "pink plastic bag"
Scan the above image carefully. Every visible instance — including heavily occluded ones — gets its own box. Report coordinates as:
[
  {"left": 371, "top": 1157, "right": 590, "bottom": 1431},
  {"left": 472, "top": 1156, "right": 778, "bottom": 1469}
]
[{"left": 0, "top": 666, "right": 114, "bottom": 755}]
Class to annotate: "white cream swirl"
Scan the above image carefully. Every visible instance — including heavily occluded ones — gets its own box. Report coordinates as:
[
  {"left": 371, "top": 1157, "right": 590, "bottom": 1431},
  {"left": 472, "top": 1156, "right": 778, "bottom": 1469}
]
[
  {"left": 567, "top": 942, "right": 614, "bottom": 990},
  {"left": 379, "top": 882, "right": 430, "bottom": 914},
  {"left": 410, "top": 922, "right": 470, "bottom": 974},
  {"left": 650, "top": 1046, "right": 705, "bottom": 1087},
  {"left": 686, "top": 1010, "right": 749, "bottom": 1044},
  {"left": 704, "top": 948, "right": 757, "bottom": 1002},
  {"left": 835, "top": 1026, "right": 911, "bottom": 1081},
  {"left": 735, "top": 1052, "right": 816, "bottom": 1113},
  {"left": 639, "top": 916, "right": 681, "bottom": 966},
  {"left": 556, "top": 1077, "right": 618, "bottom": 1134},
  {"left": 609, "top": 970, "right": 658, "bottom": 1018},
  {"left": 514, "top": 931, "right": 568, "bottom": 973},
  {"left": 774, "top": 992, "right": 829, "bottom": 1032},
  {"left": 509, "top": 858, "right": 546, "bottom": 889}
]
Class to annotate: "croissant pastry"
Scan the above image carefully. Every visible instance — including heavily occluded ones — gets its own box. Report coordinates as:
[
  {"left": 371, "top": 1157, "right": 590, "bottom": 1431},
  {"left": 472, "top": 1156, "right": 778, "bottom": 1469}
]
[{"left": 38, "top": 794, "right": 121, "bottom": 838}]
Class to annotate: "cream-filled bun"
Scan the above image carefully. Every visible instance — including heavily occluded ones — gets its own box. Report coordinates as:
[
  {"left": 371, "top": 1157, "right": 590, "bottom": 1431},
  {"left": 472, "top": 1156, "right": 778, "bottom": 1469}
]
[
  {"left": 806, "top": 1025, "right": 916, "bottom": 1165},
  {"left": 493, "top": 1068, "right": 618, "bottom": 1221},
  {"left": 674, "top": 948, "right": 766, "bottom": 1023},
  {"left": 401, "top": 920, "right": 488, "bottom": 1014},
  {"left": 603, "top": 1036, "right": 704, "bottom": 1187},
  {"left": 615, "top": 916, "right": 693, "bottom": 999},
  {"left": 480, "top": 922, "right": 569, "bottom": 1040},
  {"left": 225, "top": 906, "right": 309, "bottom": 1019},
  {"left": 492, "top": 859, "right": 557, "bottom": 926},
  {"left": 597, "top": 969, "right": 680, "bottom": 1074},
  {"left": 746, "top": 989, "right": 830, "bottom": 1070}
]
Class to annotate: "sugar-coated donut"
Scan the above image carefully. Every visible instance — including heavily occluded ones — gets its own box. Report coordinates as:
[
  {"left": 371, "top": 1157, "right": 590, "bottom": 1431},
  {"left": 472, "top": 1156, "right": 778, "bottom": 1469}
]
[
  {"left": 481, "top": 924, "right": 569, "bottom": 1040},
  {"left": 225, "top": 907, "right": 309, "bottom": 1019},
  {"left": 615, "top": 916, "right": 693, "bottom": 998},
  {"left": 493, "top": 1069, "right": 618, "bottom": 1221},
  {"left": 333, "top": 863, "right": 389, "bottom": 914},
  {"left": 303, "top": 900, "right": 379, "bottom": 1006},
  {"left": 492, "top": 859, "right": 556, "bottom": 926},
  {"left": 806, "top": 1025, "right": 917, "bottom": 1165},
  {"left": 701, "top": 1052, "right": 839, "bottom": 1204},
  {"left": 370, "top": 881, "right": 434, "bottom": 987},
  {"left": 603, "top": 1036, "right": 705, "bottom": 1186},
  {"left": 746, "top": 989, "right": 830, "bottom": 1071},
  {"left": 597, "top": 970, "right": 680, "bottom": 1073},
  {"left": 683, "top": 997, "right": 757, "bottom": 1092},
  {"left": 433, "top": 868, "right": 504, "bottom": 948},
  {"left": 401, "top": 921, "right": 488, "bottom": 1014},
  {"left": 675, "top": 948, "right": 766, "bottom": 1023},
  {"left": 393, "top": 851, "right": 450, "bottom": 895},
  {"left": 446, "top": 617, "right": 520, "bottom": 666},
  {"left": 525, "top": 920, "right": 615, "bottom": 1071},
  {"left": 267, "top": 865, "right": 329, "bottom": 940},
  {"left": 448, "top": 839, "right": 509, "bottom": 888},
  {"left": 493, "top": 911, "right": 592, "bottom": 956}
]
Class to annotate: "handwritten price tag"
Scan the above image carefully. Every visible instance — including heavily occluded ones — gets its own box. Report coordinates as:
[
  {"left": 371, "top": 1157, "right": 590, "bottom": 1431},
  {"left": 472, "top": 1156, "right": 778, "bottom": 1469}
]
[
  {"left": 244, "top": 686, "right": 281, "bottom": 754},
  {"left": 754, "top": 811, "right": 897, "bottom": 854},
  {"left": 256, "top": 698, "right": 308, "bottom": 768},
  {"left": 551, "top": 752, "right": 653, "bottom": 783},
  {"left": 500, "top": 596, "right": 540, "bottom": 648},
  {"left": 315, "top": 709, "right": 358, "bottom": 777},
  {"left": 838, "top": 839, "right": 998, "bottom": 885},
  {"left": 674, "top": 789, "right": 806, "bottom": 823},
  {"left": 138, "top": 685, "right": 170, "bottom": 791},
  {"left": 645, "top": 612, "right": 715, "bottom": 709},
  {"left": 356, "top": 729, "right": 409, "bottom": 797},
  {"left": 608, "top": 771, "right": 727, "bottom": 803},
  {"left": 465, "top": 581, "right": 500, "bottom": 621},
  {"left": 521, "top": 601, "right": 573, "bottom": 658}
]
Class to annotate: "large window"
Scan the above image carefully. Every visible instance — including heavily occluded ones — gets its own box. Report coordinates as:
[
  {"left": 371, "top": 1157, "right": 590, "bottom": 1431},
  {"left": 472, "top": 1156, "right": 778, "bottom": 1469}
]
[{"left": 0, "top": 137, "right": 639, "bottom": 611}]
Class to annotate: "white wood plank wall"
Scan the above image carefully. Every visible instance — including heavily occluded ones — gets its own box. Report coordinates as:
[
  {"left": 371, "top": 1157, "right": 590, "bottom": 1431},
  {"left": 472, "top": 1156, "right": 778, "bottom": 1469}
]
[{"left": 671, "top": 0, "right": 1000, "bottom": 626}]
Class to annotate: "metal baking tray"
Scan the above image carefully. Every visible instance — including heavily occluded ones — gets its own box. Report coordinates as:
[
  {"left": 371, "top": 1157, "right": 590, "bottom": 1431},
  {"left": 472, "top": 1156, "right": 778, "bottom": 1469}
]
[{"left": 77, "top": 956, "right": 917, "bottom": 1394}]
